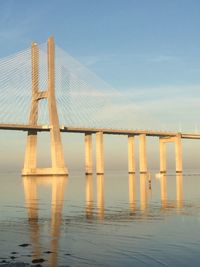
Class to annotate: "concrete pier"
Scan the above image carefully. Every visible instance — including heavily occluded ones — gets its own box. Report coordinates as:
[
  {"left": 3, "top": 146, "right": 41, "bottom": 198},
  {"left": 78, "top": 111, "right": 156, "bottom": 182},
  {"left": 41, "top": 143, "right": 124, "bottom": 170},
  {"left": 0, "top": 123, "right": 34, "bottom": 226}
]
[
  {"left": 159, "top": 138, "right": 167, "bottom": 173},
  {"left": 22, "top": 42, "right": 39, "bottom": 174},
  {"left": 128, "top": 135, "right": 135, "bottom": 173},
  {"left": 175, "top": 134, "right": 183, "bottom": 173},
  {"left": 96, "top": 131, "right": 104, "bottom": 174},
  {"left": 85, "top": 133, "right": 93, "bottom": 174},
  {"left": 47, "top": 37, "right": 68, "bottom": 175},
  {"left": 159, "top": 134, "right": 182, "bottom": 174},
  {"left": 22, "top": 37, "right": 68, "bottom": 176},
  {"left": 139, "top": 134, "right": 147, "bottom": 173}
]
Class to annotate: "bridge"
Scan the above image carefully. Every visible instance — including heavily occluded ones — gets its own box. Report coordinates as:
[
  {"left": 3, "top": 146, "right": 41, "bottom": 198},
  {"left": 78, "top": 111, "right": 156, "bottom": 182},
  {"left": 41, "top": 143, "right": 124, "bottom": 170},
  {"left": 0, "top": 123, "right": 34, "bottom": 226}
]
[{"left": 0, "top": 37, "right": 199, "bottom": 175}]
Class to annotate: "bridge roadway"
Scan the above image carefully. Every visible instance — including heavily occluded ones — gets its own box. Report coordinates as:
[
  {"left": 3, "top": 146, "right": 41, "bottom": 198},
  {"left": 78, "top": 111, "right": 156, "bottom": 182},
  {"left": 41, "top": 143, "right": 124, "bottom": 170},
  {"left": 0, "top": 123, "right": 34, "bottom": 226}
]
[{"left": 0, "top": 123, "right": 199, "bottom": 139}]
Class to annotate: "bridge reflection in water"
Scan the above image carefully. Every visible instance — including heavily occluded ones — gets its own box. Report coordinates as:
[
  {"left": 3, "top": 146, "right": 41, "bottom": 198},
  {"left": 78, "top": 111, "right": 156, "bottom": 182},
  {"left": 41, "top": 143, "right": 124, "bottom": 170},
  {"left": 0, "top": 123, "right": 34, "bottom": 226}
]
[
  {"left": 23, "top": 172, "right": 183, "bottom": 266},
  {"left": 23, "top": 175, "right": 67, "bottom": 267},
  {"left": 160, "top": 173, "right": 183, "bottom": 210}
]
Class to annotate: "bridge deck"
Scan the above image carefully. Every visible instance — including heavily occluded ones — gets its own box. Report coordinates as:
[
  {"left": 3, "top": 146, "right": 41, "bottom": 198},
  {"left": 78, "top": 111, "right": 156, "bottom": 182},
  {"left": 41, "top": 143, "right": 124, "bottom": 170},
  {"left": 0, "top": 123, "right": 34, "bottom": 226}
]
[{"left": 0, "top": 124, "right": 199, "bottom": 139}]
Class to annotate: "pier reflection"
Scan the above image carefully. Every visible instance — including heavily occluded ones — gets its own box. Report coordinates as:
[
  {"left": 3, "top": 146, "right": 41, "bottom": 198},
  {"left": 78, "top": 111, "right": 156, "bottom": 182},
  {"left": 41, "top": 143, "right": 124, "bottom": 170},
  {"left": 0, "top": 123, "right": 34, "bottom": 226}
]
[
  {"left": 84, "top": 172, "right": 184, "bottom": 222},
  {"left": 128, "top": 174, "right": 136, "bottom": 213},
  {"left": 85, "top": 174, "right": 93, "bottom": 219},
  {"left": 140, "top": 173, "right": 148, "bottom": 212},
  {"left": 97, "top": 174, "right": 104, "bottom": 220},
  {"left": 159, "top": 173, "right": 183, "bottom": 210},
  {"left": 23, "top": 175, "right": 67, "bottom": 267},
  {"left": 176, "top": 173, "right": 183, "bottom": 209},
  {"left": 160, "top": 174, "right": 168, "bottom": 209},
  {"left": 23, "top": 172, "right": 184, "bottom": 264},
  {"left": 23, "top": 177, "right": 40, "bottom": 260}
]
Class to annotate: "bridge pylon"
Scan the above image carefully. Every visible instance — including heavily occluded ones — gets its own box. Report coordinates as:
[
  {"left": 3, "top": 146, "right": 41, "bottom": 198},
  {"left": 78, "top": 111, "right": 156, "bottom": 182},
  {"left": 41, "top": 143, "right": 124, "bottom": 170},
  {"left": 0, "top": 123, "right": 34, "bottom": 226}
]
[{"left": 22, "top": 37, "right": 68, "bottom": 176}]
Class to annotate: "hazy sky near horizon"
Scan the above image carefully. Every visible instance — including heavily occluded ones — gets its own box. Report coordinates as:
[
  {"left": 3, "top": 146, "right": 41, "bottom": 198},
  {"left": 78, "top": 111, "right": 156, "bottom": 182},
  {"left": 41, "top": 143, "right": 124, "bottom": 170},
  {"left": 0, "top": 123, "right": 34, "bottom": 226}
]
[{"left": 0, "top": 0, "right": 200, "bottom": 171}]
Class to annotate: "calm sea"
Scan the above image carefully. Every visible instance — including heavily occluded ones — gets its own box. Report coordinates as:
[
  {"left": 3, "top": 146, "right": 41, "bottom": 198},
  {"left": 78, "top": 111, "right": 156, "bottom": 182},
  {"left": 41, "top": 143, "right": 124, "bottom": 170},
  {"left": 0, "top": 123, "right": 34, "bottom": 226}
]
[{"left": 0, "top": 170, "right": 200, "bottom": 266}]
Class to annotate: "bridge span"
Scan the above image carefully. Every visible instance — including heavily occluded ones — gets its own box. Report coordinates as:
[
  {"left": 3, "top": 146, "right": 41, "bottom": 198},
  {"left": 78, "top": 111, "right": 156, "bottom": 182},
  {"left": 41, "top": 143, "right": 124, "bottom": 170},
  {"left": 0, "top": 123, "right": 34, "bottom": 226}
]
[
  {"left": 0, "top": 36, "right": 199, "bottom": 176},
  {"left": 0, "top": 123, "right": 200, "bottom": 139},
  {"left": 0, "top": 123, "right": 199, "bottom": 176}
]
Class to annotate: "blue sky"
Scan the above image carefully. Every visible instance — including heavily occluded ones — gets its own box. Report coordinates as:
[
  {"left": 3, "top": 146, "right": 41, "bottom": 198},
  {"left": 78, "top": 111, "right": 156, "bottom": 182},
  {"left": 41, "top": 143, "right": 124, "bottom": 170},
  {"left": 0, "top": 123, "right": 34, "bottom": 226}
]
[
  {"left": 1, "top": 0, "right": 200, "bottom": 88},
  {"left": 0, "top": 0, "right": 199, "bottom": 131},
  {"left": 1, "top": 0, "right": 200, "bottom": 171}
]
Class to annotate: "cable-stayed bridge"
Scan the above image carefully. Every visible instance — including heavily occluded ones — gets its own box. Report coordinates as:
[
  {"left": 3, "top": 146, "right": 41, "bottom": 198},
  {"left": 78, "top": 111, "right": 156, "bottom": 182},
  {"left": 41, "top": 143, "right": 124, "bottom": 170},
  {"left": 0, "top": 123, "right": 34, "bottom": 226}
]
[{"left": 0, "top": 37, "right": 199, "bottom": 176}]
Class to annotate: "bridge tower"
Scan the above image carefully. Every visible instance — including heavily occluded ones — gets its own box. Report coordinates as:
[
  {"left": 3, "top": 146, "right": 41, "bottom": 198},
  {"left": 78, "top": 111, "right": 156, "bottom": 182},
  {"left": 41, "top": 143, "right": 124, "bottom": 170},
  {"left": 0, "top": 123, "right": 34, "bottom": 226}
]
[{"left": 22, "top": 37, "right": 68, "bottom": 176}]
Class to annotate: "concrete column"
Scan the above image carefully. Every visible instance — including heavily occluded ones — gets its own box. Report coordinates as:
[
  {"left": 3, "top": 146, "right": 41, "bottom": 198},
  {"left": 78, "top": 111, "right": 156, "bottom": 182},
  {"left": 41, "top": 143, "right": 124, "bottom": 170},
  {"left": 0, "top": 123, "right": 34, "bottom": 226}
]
[
  {"left": 159, "top": 138, "right": 167, "bottom": 173},
  {"left": 85, "top": 133, "right": 93, "bottom": 174},
  {"left": 23, "top": 43, "right": 39, "bottom": 174},
  {"left": 96, "top": 132, "right": 104, "bottom": 174},
  {"left": 128, "top": 135, "right": 135, "bottom": 173},
  {"left": 139, "top": 134, "right": 147, "bottom": 173},
  {"left": 175, "top": 133, "right": 182, "bottom": 173},
  {"left": 48, "top": 37, "right": 68, "bottom": 175}
]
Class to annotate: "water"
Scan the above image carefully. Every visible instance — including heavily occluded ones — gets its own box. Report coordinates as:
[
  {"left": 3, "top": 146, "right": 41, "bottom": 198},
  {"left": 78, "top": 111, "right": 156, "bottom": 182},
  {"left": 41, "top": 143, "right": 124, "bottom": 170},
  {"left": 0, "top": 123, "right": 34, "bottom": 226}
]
[{"left": 1, "top": 170, "right": 200, "bottom": 266}]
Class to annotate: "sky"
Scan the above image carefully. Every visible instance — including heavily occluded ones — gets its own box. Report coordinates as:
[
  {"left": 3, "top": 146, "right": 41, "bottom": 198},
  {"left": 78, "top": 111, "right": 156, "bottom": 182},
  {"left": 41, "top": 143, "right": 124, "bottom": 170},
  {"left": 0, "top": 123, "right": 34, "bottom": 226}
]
[{"left": 0, "top": 0, "right": 200, "bottom": 172}]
